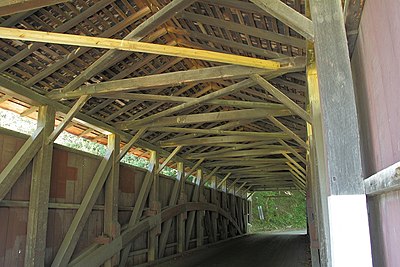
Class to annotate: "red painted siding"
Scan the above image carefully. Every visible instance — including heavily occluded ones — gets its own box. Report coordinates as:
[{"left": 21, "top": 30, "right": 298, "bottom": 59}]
[{"left": 351, "top": 1, "right": 400, "bottom": 266}]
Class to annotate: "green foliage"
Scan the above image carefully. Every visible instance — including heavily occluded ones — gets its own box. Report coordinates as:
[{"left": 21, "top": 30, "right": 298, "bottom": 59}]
[{"left": 250, "top": 191, "right": 307, "bottom": 232}]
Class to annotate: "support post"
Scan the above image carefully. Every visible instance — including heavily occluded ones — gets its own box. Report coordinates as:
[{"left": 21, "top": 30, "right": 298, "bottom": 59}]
[
  {"left": 104, "top": 134, "right": 120, "bottom": 267},
  {"left": 25, "top": 105, "right": 55, "bottom": 267},
  {"left": 196, "top": 170, "right": 204, "bottom": 247},
  {"left": 177, "top": 162, "right": 186, "bottom": 254},
  {"left": 148, "top": 150, "right": 160, "bottom": 262},
  {"left": 309, "top": 0, "right": 372, "bottom": 266},
  {"left": 210, "top": 176, "right": 218, "bottom": 243}
]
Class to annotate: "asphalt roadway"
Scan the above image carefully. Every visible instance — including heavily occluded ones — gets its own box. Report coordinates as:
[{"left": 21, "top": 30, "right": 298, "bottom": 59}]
[{"left": 154, "top": 231, "right": 310, "bottom": 267}]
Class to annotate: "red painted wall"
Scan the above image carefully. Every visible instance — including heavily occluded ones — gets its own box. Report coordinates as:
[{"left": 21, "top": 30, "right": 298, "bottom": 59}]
[{"left": 351, "top": 1, "right": 400, "bottom": 266}]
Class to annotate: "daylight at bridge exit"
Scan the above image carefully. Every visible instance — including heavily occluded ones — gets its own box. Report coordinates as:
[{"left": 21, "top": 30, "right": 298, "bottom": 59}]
[{"left": 0, "top": 0, "right": 399, "bottom": 267}]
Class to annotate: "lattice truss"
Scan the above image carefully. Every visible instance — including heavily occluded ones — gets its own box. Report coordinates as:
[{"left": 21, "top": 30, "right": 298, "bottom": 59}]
[{"left": 0, "top": 0, "right": 311, "bottom": 192}]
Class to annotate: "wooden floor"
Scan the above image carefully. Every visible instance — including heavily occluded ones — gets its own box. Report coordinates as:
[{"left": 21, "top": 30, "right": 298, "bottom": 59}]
[{"left": 154, "top": 231, "right": 310, "bottom": 267}]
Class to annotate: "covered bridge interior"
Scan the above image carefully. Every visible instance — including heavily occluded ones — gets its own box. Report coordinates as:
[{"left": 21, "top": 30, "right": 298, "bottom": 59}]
[{"left": 0, "top": 0, "right": 399, "bottom": 266}]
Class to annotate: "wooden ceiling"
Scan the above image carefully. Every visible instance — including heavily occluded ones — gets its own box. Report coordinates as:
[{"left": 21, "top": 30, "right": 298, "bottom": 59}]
[{"left": 0, "top": 0, "right": 321, "bottom": 192}]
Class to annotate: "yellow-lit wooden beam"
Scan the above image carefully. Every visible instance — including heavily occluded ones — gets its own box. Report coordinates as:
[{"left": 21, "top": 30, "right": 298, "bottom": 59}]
[{"left": 0, "top": 27, "right": 280, "bottom": 70}]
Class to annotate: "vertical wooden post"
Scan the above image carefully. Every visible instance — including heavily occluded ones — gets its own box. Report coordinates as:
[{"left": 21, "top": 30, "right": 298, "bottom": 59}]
[
  {"left": 177, "top": 162, "right": 186, "bottom": 254},
  {"left": 309, "top": 0, "right": 372, "bottom": 266},
  {"left": 25, "top": 105, "right": 55, "bottom": 267},
  {"left": 196, "top": 169, "right": 204, "bottom": 247},
  {"left": 148, "top": 150, "right": 160, "bottom": 262},
  {"left": 104, "top": 134, "right": 120, "bottom": 267},
  {"left": 210, "top": 175, "right": 218, "bottom": 242}
]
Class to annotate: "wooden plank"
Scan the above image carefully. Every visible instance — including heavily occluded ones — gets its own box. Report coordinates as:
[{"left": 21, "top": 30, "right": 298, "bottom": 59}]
[
  {"left": 278, "top": 139, "right": 306, "bottom": 164},
  {"left": 251, "top": 74, "right": 312, "bottom": 123},
  {"left": 250, "top": 0, "right": 314, "bottom": 40},
  {"left": 117, "top": 79, "right": 256, "bottom": 129},
  {"left": 364, "top": 161, "right": 400, "bottom": 195},
  {"left": 47, "top": 95, "right": 89, "bottom": 143},
  {"left": 148, "top": 151, "right": 160, "bottom": 262},
  {"left": 177, "top": 162, "right": 186, "bottom": 253},
  {"left": 51, "top": 148, "right": 114, "bottom": 267},
  {"left": 217, "top": 173, "right": 232, "bottom": 189},
  {"left": 196, "top": 170, "right": 205, "bottom": 247},
  {"left": 104, "top": 134, "right": 120, "bottom": 267},
  {"left": 24, "top": 105, "right": 55, "bottom": 267},
  {"left": 61, "top": 0, "right": 197, "bottom": 93},
  {"left": 48, "top": 64, "right": 301, "bottom": 100},
  {"left": 0, "top": 0, "right": 68, "bottom": 16},
  {"left": 185, "top": 168, "right": 202, "bottom": 249},
  {"left": 118, "top": 129, "right": 146, "bottom": 161},
  {"left": 0, "top": 126, "right": 43, "bottom": 200}
]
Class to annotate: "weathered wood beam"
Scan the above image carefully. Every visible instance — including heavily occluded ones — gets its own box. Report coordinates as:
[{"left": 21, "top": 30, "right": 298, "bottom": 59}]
[
  {"left": 177, "top": 162, "right": 186, "bottom": 253},
  {"left": 250, "top": 0, "right": 314, "bottom": 41},
  {"left": 190, "top": 148, "right": 298, "bottom": 159},
  {"left": 278, "top": 139, "right": 306, "bottom": 164},
  {"left": 48, "top": 63, "right": 303, "bottom": 100},
  {"left": 364, "top": 161, "right": 400, "bottom": 195},
  {"left": 268, "top": 115, "right": 308, "bottom": 149},
  {"left": 47, "top": 95, "right": 89, "bottom": 143},
  {"left": 24, "top": 105, "right": 55, "bottom": 267},
  {"left": 0, "top": 0, "right": 69, "bottom": 16},
  {"left": 217, "top": 173, "right": 232, "bottom": 189},
  {"left": 157, "top": 146, "right": 182, "bottom": 173},
  {"left": 203, "top": 158, "right": 293, "bottom": 168},
  {"left": 61, "top": 0, "right": 197, "bottom": 93},
  {"left": 178, "top": 11, "right": 306, "bottom": 48},
  {"left": 120, "top": 79, "right": 256, "bottom": 129},
  {"left": 51, "top": 148, "right": 114, "bottom": 267},
  {"left": 121, "top": 109, "right": 291, "bottom": 130},
  {"left": 104, "top": 134, "right": 120, "bottom": 267},
  {"left": 100, "top": 92, "right": 290, "bottom": 111},
  {"left": 160, "top": 135, "right": 287, "bottom": 148},
  {"left": 185, "top": 169, "right": 203, "bottom": 249},
  {"left": 0, "top": 27, "right": 280, "bottom": 71},
  {"left": 251, "top": 74, "right": 312, "bottom": 123},
  {"left": 0, "top": 126, "right": 43, "bottom": 200},
  {"left": 150, "top": 127, "right": 289, "bottom": 138},
  {"left": 148, "top": 151, "right": 160, "bottom": 263},
  {"left": 184, "top": 158, "right": 204, "bottom": 180},
  {"left": 283, "top": 152, "right": 306, "bottom": 174},
  {"left": 118, "top": 128, "right": 146, "bottom": 161}
]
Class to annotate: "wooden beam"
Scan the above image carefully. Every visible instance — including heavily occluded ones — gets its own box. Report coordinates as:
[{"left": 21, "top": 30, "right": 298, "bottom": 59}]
[
  {"left": 0, "top": 126, "right": 43, "bottom": 200},
  {"left": 24, "top": 105, "right": 55, "bottom": 267},
  {"left": 0, "top": 27, "right": 280, "bottom": 70},
  {"left": 217, "top": 173, "right": 232, "bottom": 189},
  {"left": 104, "top": 134, "right": 120, "bottom": 267},
  {"left": 61, "top": 0, "right": 197, "bottom": 93},
  {"left": 267, "top": 115, "right": 308, "bottom": 149},
  {"left": 189, "top": 148, "right": 297, "bottom": 159},
  {"left": 161, "top": 135, "right": 287, "bottom": 148},
  {"left": 47, "top": 95, "right": 89, "bottom": 143},
  {"left": 184, "top": 158, "right": 205, "bottom": 180},
  {"left": 118, "top": 128, "right": 146, "bottom": 161},
  {"left": 250, "top": 0, "right": 314, "bottom": 41},
  {"left": 148, "top": 151, "right": 160, "bottom": 262},
  {"left": 177, "top": 162, "right": 186, "bottom": 253},
  {"left": 278, "top": 139, "right": 306, "bottom": 164},
  {"left": 120, "top": 79, "right": 256, "bottom": 129},
  {"left": 364, "top": 161, "right": 400, "bottom": 195},
  {"left": 48, "top": 64, "right": 303, "bottom": 100},
  {"left": 150, "top": 127, "right": 290, "bottom": 138},
  {"left": 51, "top": 148, "right": 114, "bottom": 267},
  {"left": 100, "top": 92, "right": 290, "bottom": 111},
  {"left": 0, "top": 0, "right": 69, "bottom": 16},
  {"left": 251, "top": 74, "right": 312, "bottom": 123},
  {"left": 157, "top": 146, "right": 182, "bottom": 173},
  {"left": 120, "top": 109, "right": 291, "bottom": 130}
]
